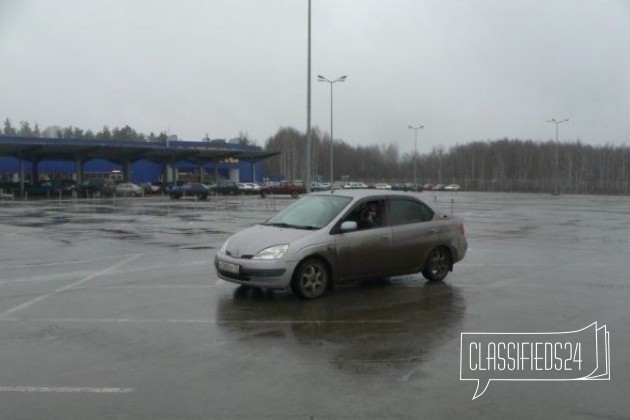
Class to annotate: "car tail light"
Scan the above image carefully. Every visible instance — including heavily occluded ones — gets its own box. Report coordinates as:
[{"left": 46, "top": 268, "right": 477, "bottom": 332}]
[{"left": 459, "top": 223, "right": 466, "bottom": 236}]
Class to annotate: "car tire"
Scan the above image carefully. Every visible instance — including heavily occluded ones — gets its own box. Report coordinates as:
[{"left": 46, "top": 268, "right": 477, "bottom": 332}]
[
  {"left": 291, "top": 258, "right": 329, "bottom": 300},
  {"left": 291, "top": 190, "right": 299, "bottom": 199},
  {"left": 260, "top": 191, "right": 269, "bottom": 198},
  {"left": 422, "top": 247, "right": 451, "bottom": 282}
]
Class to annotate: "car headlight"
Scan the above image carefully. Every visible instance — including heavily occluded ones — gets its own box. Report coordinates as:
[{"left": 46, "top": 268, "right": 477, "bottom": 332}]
[
  {"left": 252, "top": 244, "right": 288, "bottom": 260},
  {"left": 220, "top": 239, "right": 230, "bottom": 253}
]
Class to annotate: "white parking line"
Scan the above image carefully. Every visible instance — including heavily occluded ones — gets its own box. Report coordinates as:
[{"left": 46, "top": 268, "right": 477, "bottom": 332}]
[
  {"left": 0, "top": 386, "right": 134, "bottom": 393},
  {"left": 94, "top": 284, "right": 216, "bottom": 290},
  {"left": 0, "top": 254, "right": 141, "bottom": 319},
  {"left": 0, "top": 253, "right": 162, "bottom": 271}
]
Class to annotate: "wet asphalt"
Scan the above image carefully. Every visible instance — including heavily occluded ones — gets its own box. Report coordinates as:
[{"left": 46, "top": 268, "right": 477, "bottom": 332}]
[{"left": 0, "top": 192, "right": 627, "bottom": 419}]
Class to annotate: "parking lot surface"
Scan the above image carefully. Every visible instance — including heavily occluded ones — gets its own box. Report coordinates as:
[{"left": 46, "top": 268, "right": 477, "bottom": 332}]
[{"left": 0, "top": 192, "right": 628, "bottom": 419}]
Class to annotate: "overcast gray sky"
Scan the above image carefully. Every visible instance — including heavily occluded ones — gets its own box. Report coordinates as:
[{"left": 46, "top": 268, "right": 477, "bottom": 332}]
[{"left": 1, "top": 0, "right": 629, "bottom": 154}]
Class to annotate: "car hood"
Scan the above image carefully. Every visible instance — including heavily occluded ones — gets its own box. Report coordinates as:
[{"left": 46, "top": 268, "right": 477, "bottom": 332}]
[{"left": 223, "top": 224, "right": 316, "bottom": 258}]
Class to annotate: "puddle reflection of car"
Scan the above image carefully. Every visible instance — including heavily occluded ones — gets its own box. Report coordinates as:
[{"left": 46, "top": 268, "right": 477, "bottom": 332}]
[
  {"left": 215, "top": 280, "right": 465, "bottom": 375},
  {"left": 214, "top": 190, "right": 468, "bottom": 299}
]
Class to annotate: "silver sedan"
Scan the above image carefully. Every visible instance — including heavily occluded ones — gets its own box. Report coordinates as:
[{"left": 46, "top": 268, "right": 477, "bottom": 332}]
[{"left": 214, "top": 190, "right": 468, "bottom": 299}]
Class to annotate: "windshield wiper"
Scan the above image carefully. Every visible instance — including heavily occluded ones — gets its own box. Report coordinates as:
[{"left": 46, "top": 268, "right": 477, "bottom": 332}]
[
  {"left": 294, "top": 225, "right": 320, "bottom": 230},
  {"left": 264, "top": 222, "right": 320, "bottom": 230},
  {"left": 265, "top": 222, "right": 298, "bottom": 229}
]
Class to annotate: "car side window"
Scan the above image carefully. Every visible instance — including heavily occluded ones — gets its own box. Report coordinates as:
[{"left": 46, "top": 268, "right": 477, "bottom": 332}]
[
  {"left": 343, "top": 199, "right": 385, "bottom": 230},
  {"left": 388, "top": 198, "right": 434, "bottom": 226}
]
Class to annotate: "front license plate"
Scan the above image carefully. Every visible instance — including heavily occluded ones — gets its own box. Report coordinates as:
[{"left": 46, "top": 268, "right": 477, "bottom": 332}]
[{"left": 218, "top": 261, "right": 239, "bottom": 275}]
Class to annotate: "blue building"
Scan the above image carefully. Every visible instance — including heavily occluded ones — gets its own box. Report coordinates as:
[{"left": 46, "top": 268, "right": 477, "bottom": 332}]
[{"left": 0, "top": 136, "right": 278, "bottom": 189}]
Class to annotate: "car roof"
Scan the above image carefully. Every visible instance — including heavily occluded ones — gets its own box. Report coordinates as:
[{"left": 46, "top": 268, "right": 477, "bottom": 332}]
[{"left": 310, "top": 189, "right": 449, "bottom": 218}]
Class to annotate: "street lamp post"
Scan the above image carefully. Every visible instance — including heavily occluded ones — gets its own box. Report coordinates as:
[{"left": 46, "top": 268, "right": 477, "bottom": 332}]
[
  {"left": 318, "top": 74, "right": 347, "bottom": 185},
  {"left": 408, "top": 124, "right": 424, "bottom": 190},
  {"left": 305, "top": 0, "right": 312, "bottom": 192},
  {"left": 546, "top": 118, "right": 569, "bottom": 195}
]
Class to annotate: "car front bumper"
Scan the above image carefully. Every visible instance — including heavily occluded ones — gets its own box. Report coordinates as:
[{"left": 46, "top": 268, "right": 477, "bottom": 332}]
[{"left": 214, "top": 252, "right": 297, "bottom": 289}]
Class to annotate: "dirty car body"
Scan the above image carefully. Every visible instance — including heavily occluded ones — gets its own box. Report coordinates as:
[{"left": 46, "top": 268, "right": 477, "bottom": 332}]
[{"left": 214, "top": 190, "right": 468, "bottom": 299}]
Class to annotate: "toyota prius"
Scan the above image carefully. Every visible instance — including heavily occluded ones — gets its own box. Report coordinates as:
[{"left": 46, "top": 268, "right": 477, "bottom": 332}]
[{"left": 214, "top": 190, "right": 467, "bottom": 299}]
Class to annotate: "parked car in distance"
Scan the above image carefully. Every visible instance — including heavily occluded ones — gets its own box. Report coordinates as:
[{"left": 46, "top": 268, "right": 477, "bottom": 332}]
[
  {"left": 215, "top": 189, "right": 468, "bottom": 299},
  {"left": 77, "top": 179, "right": 116, "bottom": 197},
  {"left": 115, "top": 182, "right": 143, "bottom": 197},
  {"left": 391, "top": 183, "right": 420, "bottom": 191},
  {"left": 445, "top": 184, "right": 461, "bottom": 191},
  {"left": 433, "top": 184, "right": 446, "bottom": 191},
  {"left": 237, "top": 182, "right": 261, "bottom": 195},
  {"left": 210, "top": 181, "right": 240, "bottom": 196},
  {"left": 311, "top": 182, "right": 329, "bottom": 191},
  {"left": 27, "top": 180, "right": 76, "bottom": 197},
  {"left": 142, "top": 182, "right": 162, "bottom": 194},
  {"left": 260, "top": 181, "right": 306, "bottom": 198},
  {"left": 342, "top": 182, "right": 368, "bottom": 189},
  {"left": 404, "top": 182, "right": 423, "bottom": 191},
  {"left": 311, "top": 181, "right": 328, "bottom": 192},
  {"left": 374, "top": 183, "right": 392, "bottom": 190},
  {"left": 167, "top": 183, "right": 210, "bottom": 200},
  {"left": 244, "top": 182, "right": 261, "bottom": 194},
  {"left": 237, "top": 183, "right": 251, "bottom": 194}
]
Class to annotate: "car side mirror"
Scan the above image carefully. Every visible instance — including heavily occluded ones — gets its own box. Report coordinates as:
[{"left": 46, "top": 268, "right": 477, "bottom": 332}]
[{"left": 340, "top": 221, "right": 358, "bottom": 232}]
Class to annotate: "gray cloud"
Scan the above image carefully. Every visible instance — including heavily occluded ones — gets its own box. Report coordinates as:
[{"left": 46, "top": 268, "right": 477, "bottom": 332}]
[{"left": 1, "top": 0, "right": 628, "bottom": 154}]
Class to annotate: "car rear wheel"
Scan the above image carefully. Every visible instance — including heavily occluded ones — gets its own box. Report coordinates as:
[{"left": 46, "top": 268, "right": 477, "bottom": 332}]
[
  {"left": 422, "top": 247, "right": 451, "bottom": 281},
  {"left": 291, "top": 258, "right": 329, "bottom": 299},
  {"left": 291, "top": 190, "right": 299, "bottom": 198}
]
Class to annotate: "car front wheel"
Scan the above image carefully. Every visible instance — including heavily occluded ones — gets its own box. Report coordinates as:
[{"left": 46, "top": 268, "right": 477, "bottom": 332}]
[
  {"left": 422, "top": 247, "right": 451, "bottom": 282},
  {"left": 291, "top": 258, "right": 329, "bottom": 299}
]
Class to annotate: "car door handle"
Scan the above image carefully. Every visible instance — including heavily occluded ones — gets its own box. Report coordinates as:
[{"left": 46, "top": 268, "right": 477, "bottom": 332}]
[
  {"left": 427, "top": 229, "right": 437, "bottom": 234},
  {"left": 380, "top": 235, "right": 390, "bottom": 241}
]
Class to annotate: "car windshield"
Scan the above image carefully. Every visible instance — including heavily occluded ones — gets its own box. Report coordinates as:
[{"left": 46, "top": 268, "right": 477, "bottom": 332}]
[{"left": 265, "top": 195, "right": 352, "bottom": 229}]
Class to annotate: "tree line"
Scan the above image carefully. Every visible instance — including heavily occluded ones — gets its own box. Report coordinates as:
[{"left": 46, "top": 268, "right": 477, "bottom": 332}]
[
  {"left": 3, "top": 118, "right": 169, "bottom": 142},
  {"left": 263, "top": 128, "right": 630, "bottom": 195},
  {"left": 3, "top": 118, "right": 629, "bottom": 195}
]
